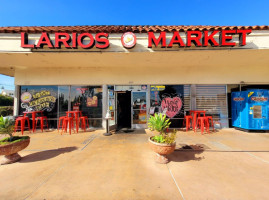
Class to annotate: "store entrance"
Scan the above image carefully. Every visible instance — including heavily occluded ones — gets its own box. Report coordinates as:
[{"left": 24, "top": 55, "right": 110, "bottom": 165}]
[{"left": 117, "top": 91, "right": 131, "bottom": 129}]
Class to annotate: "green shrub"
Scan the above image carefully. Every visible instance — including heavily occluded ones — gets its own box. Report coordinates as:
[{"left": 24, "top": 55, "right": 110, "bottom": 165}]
[
  {"left": 0, "top": 116, "right": 15, "bottom": 141},
  {"left": 163, "top": 130, "right": 177, "bottom": 144},
  {"left": 148, "top": 113, "right": 176, "bottom": 144},
  {"left": 0, "top": 106, "right": 13, "bottom": 117},
  {"left": 148, "top": 113, "right": 171, "bottom": 133},
  {"left": 0, "top": 136, "right": 29, "bottom": 145},
  {"left": 152, "top": 130, "right": 177, "bottom": 145},
  {"left": 152, "top": 135, "right": 165, "bottom": 143},
  {"left": 0, "top": 95, "right": 14, "bottom": 106}
]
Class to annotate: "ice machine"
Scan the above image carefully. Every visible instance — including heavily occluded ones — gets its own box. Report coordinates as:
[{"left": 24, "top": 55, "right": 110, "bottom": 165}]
[{"left": 231, "top": 89, "right": 269, "bottom": 130}]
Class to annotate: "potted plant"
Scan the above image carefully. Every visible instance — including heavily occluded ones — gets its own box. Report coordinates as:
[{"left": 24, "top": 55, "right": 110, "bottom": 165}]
[
  {"left": 148, "top": 113, "right": 177, "bottom": 164},
  {"left": 0, "top": 116, "right": 30, "bottom": 165}
]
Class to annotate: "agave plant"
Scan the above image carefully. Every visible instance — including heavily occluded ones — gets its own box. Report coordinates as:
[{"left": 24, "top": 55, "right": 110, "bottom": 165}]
[
  {"left": 0, "top": 116, "right": 14, "bottom": 141},
  {"left": 148, "top": 113, "right": 171, "bottom": 133},
  {"left": 148, "top": 113, "right": 176, "bottom": 144}
]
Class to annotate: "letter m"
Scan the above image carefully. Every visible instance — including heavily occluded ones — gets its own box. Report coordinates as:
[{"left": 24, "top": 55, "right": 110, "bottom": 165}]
[{"left": 148, "top": 32, "right": 166, "bottom": 48}]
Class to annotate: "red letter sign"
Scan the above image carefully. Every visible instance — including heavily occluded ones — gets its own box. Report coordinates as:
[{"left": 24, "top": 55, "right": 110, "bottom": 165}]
[
  {"left": 21, "top": 32, "right": 35, "bottom": 48},
  {"left": 237, "top": 29, "right": 252, "bottom": 46},
  {"left": 77, "top": 33, "right": 95, "bottom": 49},
  {"left": 36, "top": 32, "right": 54, "bottom": 48},
  {"left": 203, "top": 30, "right": 219, "bottom": 46},
  {"left": 55, "top": 33, "right": 71, "bottom": 48},
  {"left": 72, "top": 33, "right": 77, "bottom": 48},
  {"left": 168, "top": 32, "right": 185, "bottom": 47},
  {"left": 148, "top": 32, "right": 166, "bottom": 48},
  {"left": 187, "top": 31, "right": 202, "bottom": 47},
  {"left": 95, "top": 33, "right": 109, "bottom": 49},
  {"left": 220, "top": 30, "right": 236, "bottom": 46}
]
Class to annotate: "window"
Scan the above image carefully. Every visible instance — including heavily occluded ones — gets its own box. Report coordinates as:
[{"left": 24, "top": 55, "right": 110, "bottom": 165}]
[
  {"left": 20, "top": 85, "right": 58, "bottom": 128},
  {"left": 196, "top": 85, "right": 228, "bottom": 128},
  {"left": 150, "top": 85, "right": 191, "bottom": 128},
  {"left": 70, "top": 86, "right": 103, "bottom": 128}
]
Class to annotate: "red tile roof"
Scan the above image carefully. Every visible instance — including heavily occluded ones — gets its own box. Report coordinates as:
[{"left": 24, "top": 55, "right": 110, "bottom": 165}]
[{"left": 0, "top": 25, "right": 268, "bottom": 33}]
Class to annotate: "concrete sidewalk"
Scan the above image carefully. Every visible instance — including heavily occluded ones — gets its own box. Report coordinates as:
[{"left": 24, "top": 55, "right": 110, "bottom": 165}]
[{"left": 0, "top": 129, "right": 269, "bottom": 200}]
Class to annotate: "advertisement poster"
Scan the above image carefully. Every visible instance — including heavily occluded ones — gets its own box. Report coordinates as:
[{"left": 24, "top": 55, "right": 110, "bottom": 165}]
[
  {"left": 87, "top": 96, "right": 98, "bottom": 107},
  {"left": 161, "top": 96, "right": 183, "bottom": 118},
  {"left": 20, "top": 90, "right": 57, "bottom": 112}
]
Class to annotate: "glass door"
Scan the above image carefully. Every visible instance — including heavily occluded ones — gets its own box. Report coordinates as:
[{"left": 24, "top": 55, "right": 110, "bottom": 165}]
[{"left": 132, "top": 91, "right": 147, "bottom": 129}]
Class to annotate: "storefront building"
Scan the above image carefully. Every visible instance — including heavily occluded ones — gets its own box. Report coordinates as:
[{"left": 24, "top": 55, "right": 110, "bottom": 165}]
[{"left": 0, "top": 25, "right": 268, "bottom": 130}]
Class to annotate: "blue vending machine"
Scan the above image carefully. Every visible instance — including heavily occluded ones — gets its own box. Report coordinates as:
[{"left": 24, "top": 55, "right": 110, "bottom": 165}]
[{"left": 232, "top": 89, "right": 269, "bottom": 130}]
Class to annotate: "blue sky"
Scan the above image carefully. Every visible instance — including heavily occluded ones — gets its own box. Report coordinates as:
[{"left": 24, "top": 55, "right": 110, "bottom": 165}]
[
  {"left": 0, "top": 0, "right": 268, "bottom": 26},
  {"left": 0, "top": 0, "right": 269, "bottom": 90}
]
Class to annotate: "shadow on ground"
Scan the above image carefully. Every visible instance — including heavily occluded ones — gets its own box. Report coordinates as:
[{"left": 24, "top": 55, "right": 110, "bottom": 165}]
[
  {"left": 169, "top": 145, "right": 205, "bottom": 162},
  {"left": 114, "top": 128, "right": 147, "bottom": 134},
  {"left": 20, "top": 147, "right": 78, "bottom": 163}
]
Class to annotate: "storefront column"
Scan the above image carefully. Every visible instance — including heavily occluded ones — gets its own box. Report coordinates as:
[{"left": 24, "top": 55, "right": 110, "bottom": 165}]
[
  {"left": 102, "top": 84, "right": 108, "bottom": 129},
  {"left": 146, "top": 84, "right": 150, "bottom": 123},
  {"left": 13, "top": 85, "right": 19, "bottom": 116},
  {"left": 190, "top": 84, "right": 196, "bottom": 110}
]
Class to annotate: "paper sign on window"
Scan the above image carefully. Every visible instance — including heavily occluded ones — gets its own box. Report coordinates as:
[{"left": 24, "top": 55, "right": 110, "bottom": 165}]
[
  {"left": 87, "top": 96, "right": 98, "bottom": 107},
  {"left": 20, "top": 90, "right": 56, "bottom": 112}
]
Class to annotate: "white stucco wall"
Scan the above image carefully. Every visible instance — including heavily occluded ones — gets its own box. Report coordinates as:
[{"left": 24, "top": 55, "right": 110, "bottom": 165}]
[{"left": 0, "top": 30, "right": 268, "bottom": 84}]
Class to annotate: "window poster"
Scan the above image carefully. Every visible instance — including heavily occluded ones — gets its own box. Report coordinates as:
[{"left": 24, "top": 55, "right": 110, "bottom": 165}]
[
  {"left": 150, "top": 85, "right": 186, "bottom": 128},
  {"left": 87, "top": 96, "right": 98, "bottom": 107},
  {"left": 20, "top": 86, "right": 57, "bottom": 112},
  {"left": 70, "top": 86, "right": 102, "bottom": 118},
  {"left": 161, "top": 96, "right": 182, "bottom": 118}
]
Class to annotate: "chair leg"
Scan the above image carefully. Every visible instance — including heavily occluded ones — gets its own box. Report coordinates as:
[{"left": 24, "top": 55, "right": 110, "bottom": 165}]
[
  {"left": 201, "top": 120, "right": 204, "bottom": 135},
  {"left": 61, "top": 119, "right": 66, "bottom": 135},
  {"left": 46, "top": 118, "right": 49, "bottom": 130},
  {"left": 69, "top": 119, "right": 72, "bottom": 135},
  {"left": 80, "top": 118, "right": 86, "bottom": 132},
  {"left": 206, "top": 119, "right": 210, "bottom": 133},
  {"left": 36, "top": 118, "right": 40, "bottom": 132},
  {"left": 186, "top": 119, "right": 189, "bottom": 132},
  {"left": 21, "top": 119, "right": 25, "bottom": 135},
  {"left": 41, "top": 119, "right": 44, "bottom": 132}
]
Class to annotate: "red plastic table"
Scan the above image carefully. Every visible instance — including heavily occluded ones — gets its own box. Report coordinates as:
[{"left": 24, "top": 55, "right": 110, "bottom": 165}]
[
  {"left": 23, "top": 111, "right": 43, "bottom": 133},
  {"left": 66, "top": 111, "right": 80, "bottom": 133},
  {"left": 189, "top": 110, "right": 206, "bottom": 131}
]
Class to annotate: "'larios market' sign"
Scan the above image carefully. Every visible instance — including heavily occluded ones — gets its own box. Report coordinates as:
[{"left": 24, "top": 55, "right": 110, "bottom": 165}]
[{"left": 21, "top": 29, "right": 251, "bottom": 49}]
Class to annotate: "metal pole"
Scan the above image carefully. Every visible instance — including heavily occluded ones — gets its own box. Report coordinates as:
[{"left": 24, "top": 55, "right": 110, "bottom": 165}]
[{"left": 103, "top": 87, "right": 112, "bottom": 136}]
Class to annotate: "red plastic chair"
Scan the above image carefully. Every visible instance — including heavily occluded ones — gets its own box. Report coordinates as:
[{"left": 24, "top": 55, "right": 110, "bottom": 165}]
[
  {"left": 205, "top": 116, "right": 214, "bottom": 131},
  {"left": 14, "top": 116, "right": 31, "bottom": 135},
  {"left": 35, "top": 116, "right": 49, "bottom": 132},
  {"left": 58, "top": 116, "right": 66, "bottom": 132},
  {"left": 183, "top": 115, "right": 193, "bottom": 132},
  {"left": 61, "top": 117, "right": 74, "bottom": 135},
  {"left": 79, "top": 116, "right": 89, "bottom": 132},
  {"left": 196, "top": 117, "right": 209, "bottom": 134},
  {"left": 79, "top": 111, "right": 89, "bottom": 132}
]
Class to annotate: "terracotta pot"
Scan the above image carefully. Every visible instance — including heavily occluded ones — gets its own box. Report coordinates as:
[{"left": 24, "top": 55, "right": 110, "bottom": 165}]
[
  {"left": 148, "top": 136, "right": 176, "bottom": 164},
  {"left": 0, "top": 137, "right": 30, "bottom": 165}
]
